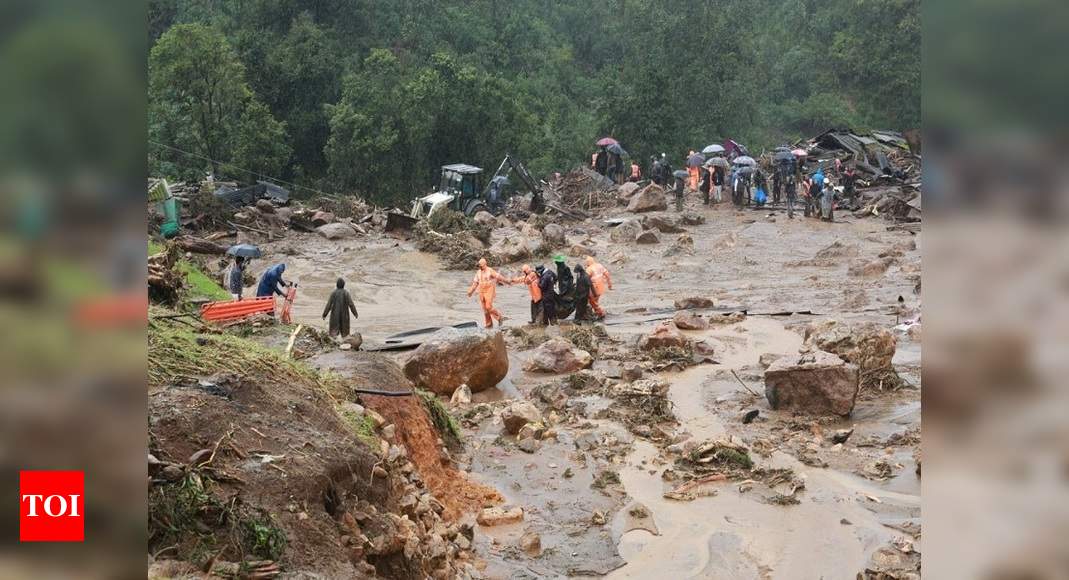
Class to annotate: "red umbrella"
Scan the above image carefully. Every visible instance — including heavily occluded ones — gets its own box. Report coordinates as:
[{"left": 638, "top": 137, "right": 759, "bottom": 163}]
[{"left": 596, "top": 137, "right": 618, "bottom": 147}]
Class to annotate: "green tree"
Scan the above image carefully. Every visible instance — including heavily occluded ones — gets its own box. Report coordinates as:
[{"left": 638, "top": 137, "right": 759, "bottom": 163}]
[{"left": 149, "top": 23, "right": 290, "bottom": 181}]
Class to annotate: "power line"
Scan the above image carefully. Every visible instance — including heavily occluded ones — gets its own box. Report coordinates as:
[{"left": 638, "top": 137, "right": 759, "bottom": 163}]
[{"left": 148, "top": 139, "right": 342, "bottom": 199}]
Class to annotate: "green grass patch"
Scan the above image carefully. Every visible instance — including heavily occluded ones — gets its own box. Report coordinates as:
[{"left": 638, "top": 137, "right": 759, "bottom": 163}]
[
  {"left": 148, "top": 315, "right": 346, "bottom": 400},
  {"left": 149, "top": 240, "right": 230, "bottom": 301},
  {"left": 417, "top": 389, "right": 462, "bottom": 447},
  {"left": 339, "top": 407, "right": 379, "bottom": 448}
]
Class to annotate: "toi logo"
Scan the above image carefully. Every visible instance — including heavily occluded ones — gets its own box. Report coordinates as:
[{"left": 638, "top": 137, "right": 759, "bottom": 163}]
[{"left": 19, "top": 470, "right": 84, "bottom": 542}]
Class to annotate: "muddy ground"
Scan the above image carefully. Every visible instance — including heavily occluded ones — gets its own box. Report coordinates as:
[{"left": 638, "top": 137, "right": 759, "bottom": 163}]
[{"left": 259, "top": 197, "right": 921, "bottom": 579}]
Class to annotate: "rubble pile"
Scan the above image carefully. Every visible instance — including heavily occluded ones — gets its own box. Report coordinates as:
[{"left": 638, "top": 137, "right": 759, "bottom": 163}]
[
  {"left": 147, "top": 243, "right": 183, "bottom": 304},
  {"left": 553, "top": 167, "right": 617, "bottom": 212}
]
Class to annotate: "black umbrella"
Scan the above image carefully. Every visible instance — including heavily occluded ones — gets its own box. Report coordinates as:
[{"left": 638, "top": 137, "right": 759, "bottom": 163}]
[
  {"left": 704, "top": 157, "right": 730, "bottom": 169},
  {"left": 733, "top": 155, "right": 756, "bottom": 167},
  {"left": 773, "top": 150, "right": 795, "bottom": 163},
  {"left": 687, "top": 152, "right": 706, "bottom": 167},
  {"left": 226, "top": 243, "right": 262, "bottom": 259},
  {"left": 735, "top": 165, "right": 756, "bottom": 176},
  {"left": 774, "top": 146, "right": 792, "bottom": 153},
  {"left": 672, "top": 169, "right": 690, "bottom": 179},
  {"left": 606, "top": 142, "right": 628, "bottom": 157}
]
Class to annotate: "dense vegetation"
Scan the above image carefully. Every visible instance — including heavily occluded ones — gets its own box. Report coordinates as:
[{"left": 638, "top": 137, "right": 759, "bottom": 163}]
[{"left": 149, "top": 0, "right": 919, "bottom": 204}]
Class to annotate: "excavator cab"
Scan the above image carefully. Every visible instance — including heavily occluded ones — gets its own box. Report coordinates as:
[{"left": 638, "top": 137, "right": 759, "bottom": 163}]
[{"left": 410, "top": 164, "right": 488, "bottom": 219}]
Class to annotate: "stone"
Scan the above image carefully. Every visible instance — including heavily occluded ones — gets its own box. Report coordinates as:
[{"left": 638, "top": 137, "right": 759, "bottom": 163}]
[
  {"left": 609, "top": 219, "right": 643, "bottom": 243},
  {"left": 541, "top": 223, "right": 566, "bottom": 248},
  {"left": 643, "top": 215, "right": 686, "bottom": 233},
  {"left": 473, "top": 211, "right": 497, "bottom": 227},
  {"left": 343, "top": 333, "right": 363, "bottom": 350},
  {"left": 804, "top": 319, "right": 897, "bottom": 373},
  {"left": 403, "top": 328, "right": 509, "bottom": 395},
  {"left": 635, "top": 230, "right": 660, "bottom": 244},
  {"left": 617, "top": 181, "right": 641, "bottom": 202},
  {"left": 674, "top": 296, "right": 716, "bottom": 310},
  {"left": 758, "top": 353, "right": 782, "bottom": 369},
  {"left": 523, "top": 338, "right": 593, "bottom": 373},
  {"left": 341, "top": 402, "right": 365, "bottom": 416},
  {"left": 848, "top": 256, "right": 895, "bottom": 277},
  {"left": 517, "top": 422, "right": 545, "bottom": 441},
  {"left": 517, "top": 438, "right": 541, "bottom": 454},
  {"left": 317, "top": 222, "right": 360, "bottom": 240},
  {"left": 477, "top": 507, "right": 524, "bottom": 527},
  {"left": 764, "top": 351, "right": 860, "bottom": 416},
  {"left": 627, "top": 184, "right": 668, "bottom": 213},
  {"left": 311, "top": 210, "right": 335, "bottom": 226},
  {"left": 638, "top": 323, "right": 689, "bottom": 351},
  {"left": 450, "top": 384, "right": 472, "bottom": 406},
  {"left": 681, "top": 212, "right": 706, "bottom": 225},
  {"left": 255, "top": 199, "right": 275, "bottom": 214},
  {"left": 692, "top": 339, "right": 717, "bottom": 359},
  {"left": 672, "top": 311, "right": 708, "bottom": 330},
  {"left": 621, "top": 363, "right": 644, "bottom": 382},
  {"left": 365, "top": 408, "right": 386, "bottom": 428},
  {"left": 501, "top": 401, "right": 543, "bottom": 434},
  {"left": 382, "top": 424, "right": 396, "bottom": 439},
  {"left": 570, "top": 244, "right": 596, "bottom": 257},
  {"left": 489, "top": 233, "right": 536, "bottom": 263},
  {"left": 519, "top": 532, "right": 542, "bottom": 557}
]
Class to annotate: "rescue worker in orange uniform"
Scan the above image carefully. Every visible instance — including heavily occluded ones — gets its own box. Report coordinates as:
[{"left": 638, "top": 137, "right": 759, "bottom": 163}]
[
  {"left": 510, "top": 264, "right": 543, "bottom": 324},
  {"left": 584, "top": 256, "right": 613, "bottom": 319},
  {"left": 686, "top": 150, "right": 700, "bottom": 191},
  {"left": 467, "top": 258, "right": 511, "bottom": 327},
  {"left": 628, "top": 161, "right": 642, "bottom": 182}
]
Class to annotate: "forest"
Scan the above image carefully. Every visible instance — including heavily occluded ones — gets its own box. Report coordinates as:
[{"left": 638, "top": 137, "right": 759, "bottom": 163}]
[{"left": 148, "top": 0, "right": 919, "bottom": 204}]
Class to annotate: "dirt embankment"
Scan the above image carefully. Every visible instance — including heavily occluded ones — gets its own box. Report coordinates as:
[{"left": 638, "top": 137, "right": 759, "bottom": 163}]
[{"left": 147, "top": 320, "right": 483, "bottom": 579}]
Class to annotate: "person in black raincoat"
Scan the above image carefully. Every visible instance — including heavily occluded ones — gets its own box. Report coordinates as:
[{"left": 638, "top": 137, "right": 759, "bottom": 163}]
[
  {"left": 573, "top": 263, "right": 593, "bottom": 322},
  {"left": 322, "top": 278, "right": 359, "bottom": 337},
  {"left": 536, "top": 265, "right": 558, "bottom": 325},
  {"left": 554, "top": 256, "right": 575, "bottom": 319}
]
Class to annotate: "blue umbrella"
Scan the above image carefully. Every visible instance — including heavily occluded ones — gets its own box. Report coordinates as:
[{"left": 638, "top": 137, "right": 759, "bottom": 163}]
[{"left": 226, "top": 243, "right": 262, "bottom": 258}]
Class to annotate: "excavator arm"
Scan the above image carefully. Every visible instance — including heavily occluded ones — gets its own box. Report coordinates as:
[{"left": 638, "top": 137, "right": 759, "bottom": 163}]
[{"left": 484, "top": 153, "right": 545, "bottom": 213}]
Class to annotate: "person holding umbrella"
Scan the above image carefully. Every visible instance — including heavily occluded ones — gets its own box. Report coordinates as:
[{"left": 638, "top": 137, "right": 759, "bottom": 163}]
[
  {"left": 228, "top": 257, "right": 247, "bottom": 300},
  {"left": 225, "top": 243, "right": 262, "bottom": 300},
  {"left": 686, "top": 151, "right": 700, "bottom": 191}
]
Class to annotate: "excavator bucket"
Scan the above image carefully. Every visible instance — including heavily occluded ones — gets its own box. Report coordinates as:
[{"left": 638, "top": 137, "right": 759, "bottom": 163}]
[{"left": 385, "top": 212, "right": 417, "bottom": 233}]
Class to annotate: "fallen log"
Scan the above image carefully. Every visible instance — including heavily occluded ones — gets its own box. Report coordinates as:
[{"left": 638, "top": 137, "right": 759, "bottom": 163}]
[{"left": 175, "top": 235, "right": 228, "bottom": 255}]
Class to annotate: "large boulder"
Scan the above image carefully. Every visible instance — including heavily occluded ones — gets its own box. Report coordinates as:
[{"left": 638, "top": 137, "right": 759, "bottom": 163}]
[
  {"left": 672, "top": 311, "right": 708, "bottom": 330},
  {"left": 626, "top": 185, "right": 668, "bottom": 213},
  {"left": 317, "top": 222, "right": 359, "bottom": 240},
  {"left": 403, "top": 328, "right": 508, "bottom": 395},
  {"left": 635, "top": 230, "right": 661, "bottom": 244},
  {"left": 541, "top": 223, "right": 567, "bottom": 248},
  {"left": 609, "top": 219, "right": 643, "bottom": 243},
  {"left": 311, "top": 210, "right": 335, "bottom": 226},
  {"left": 617, "top": 182, "right": 641, "bottom": 203},
  {"left": 674, "top": 296, "right": 716, "bottom": 310},
  {"left": 848, "top": 256, "right": 895, "bottom": 277},
  {"left": 804, "top": 320, "right": 897, "bottom": 373},
  {"left": 764, "top": 351, "right": 859, "bottom": 416},
  {"left": 638, "top": 324, "right": 690, "bottom": 350},
  {"left": 501, "top": 401, "right": 543, "bottom": 434},
  {"left": 643, "top": 215, "right": 686, "bottom": 233},
  {"left": 473, "top": 211, "right": 497, "bottom": 227},
  {"left": 523, "top": 338, "right": 593, "bottom": 373},
  {"left": 489, "top": 231, "right": 536, "bottom": 263}
]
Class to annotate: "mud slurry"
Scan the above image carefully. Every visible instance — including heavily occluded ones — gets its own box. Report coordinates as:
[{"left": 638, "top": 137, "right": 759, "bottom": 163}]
[{"left": 260, "top": 200, "right": 921, "bottom": 578}]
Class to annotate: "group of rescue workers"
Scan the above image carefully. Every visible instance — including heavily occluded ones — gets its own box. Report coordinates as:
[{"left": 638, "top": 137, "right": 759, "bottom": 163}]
[
  {"left": 230, "top": 252, "right": 612, "bottom": 341},
  {"left": 467, "top": 255, "right": 611, "bottom": 329}
]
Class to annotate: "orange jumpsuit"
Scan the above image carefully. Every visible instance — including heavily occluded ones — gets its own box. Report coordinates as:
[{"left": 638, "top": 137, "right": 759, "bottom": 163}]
[
  {"left": 511, "top": 269, "right": 543, "bottom": 323},
  {"left": 469, "top": 266, "right": 508, "bottom": 327},
  {"left": 586, "top": 260, "right": 612, "bottom": 318}
]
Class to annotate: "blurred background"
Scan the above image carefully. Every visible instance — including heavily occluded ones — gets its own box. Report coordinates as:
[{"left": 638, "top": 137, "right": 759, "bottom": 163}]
[
  {"left": 0, "top": 0, "right": 1066, "bottom": 577},
  {"left": 0, "top": 0, "right": 146, "bottom": 577},
  {"left": 924, "top": 0, "right": 1069, "bottom": 578}
]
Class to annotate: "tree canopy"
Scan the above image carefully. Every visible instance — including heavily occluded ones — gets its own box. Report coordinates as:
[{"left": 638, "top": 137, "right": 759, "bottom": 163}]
[{"left": 149, "top": 0, "right": 919, "bottom": 204}]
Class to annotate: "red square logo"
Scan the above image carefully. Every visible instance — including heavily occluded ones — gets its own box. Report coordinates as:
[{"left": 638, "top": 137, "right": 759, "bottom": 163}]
[{"left": 19, "top": 470, "right": 84, "bottom": 542}]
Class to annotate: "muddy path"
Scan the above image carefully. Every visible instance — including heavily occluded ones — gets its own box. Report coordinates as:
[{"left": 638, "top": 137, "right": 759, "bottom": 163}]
[{"left": 259, "top": 200, "right": 921, "bottom": 578}]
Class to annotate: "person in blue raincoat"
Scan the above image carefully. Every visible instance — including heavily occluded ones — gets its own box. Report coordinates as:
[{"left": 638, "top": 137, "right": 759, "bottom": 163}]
[{"left": 256, "top": 263, "right": 289, "bottom": 297}]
